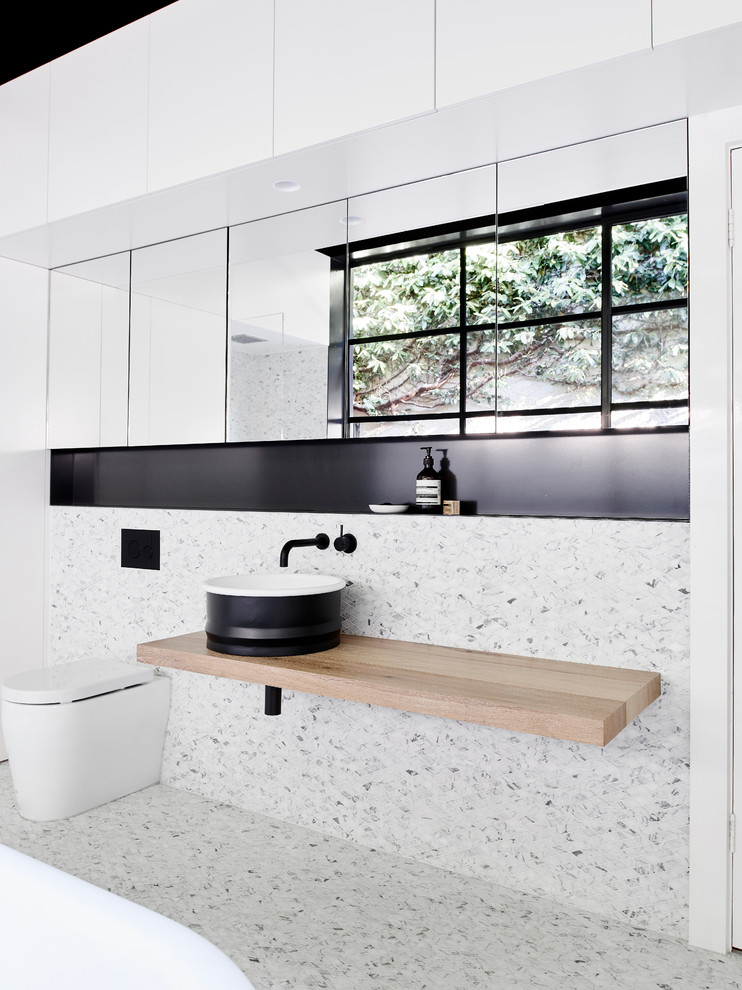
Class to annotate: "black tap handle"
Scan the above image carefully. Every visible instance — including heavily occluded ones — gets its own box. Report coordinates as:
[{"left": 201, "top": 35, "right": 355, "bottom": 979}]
[{"left": 334, "top": 526, "right": 357, "bottom": 554}]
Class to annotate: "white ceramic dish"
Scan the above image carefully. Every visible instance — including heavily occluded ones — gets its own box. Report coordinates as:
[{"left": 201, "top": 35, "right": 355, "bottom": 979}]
[{"left": 368, "top": 503, "right": 410, "bottom": 514}]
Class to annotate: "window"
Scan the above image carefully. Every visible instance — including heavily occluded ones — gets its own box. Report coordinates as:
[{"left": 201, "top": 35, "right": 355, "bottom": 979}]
[{"left": 345, "top": 181, "right": 688, "bottom": 438}]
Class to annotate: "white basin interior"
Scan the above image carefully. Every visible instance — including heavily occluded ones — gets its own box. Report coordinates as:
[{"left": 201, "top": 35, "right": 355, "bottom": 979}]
[{"left": 204, "top": 573, "right": 346, "bottom": 597}]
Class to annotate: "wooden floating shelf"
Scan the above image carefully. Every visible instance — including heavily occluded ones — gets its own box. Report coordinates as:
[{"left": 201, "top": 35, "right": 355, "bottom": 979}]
[
  {"left": 137, "top": 632, "right": 661, "bottom": 746},
  {"left": 137, "top": 632, "right": 661, "bottom": 747}
]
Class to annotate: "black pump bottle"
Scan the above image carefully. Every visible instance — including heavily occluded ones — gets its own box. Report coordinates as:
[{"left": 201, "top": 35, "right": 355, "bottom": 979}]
[{"left": 416, "top": 446, "right": 441, "bottom": 512}]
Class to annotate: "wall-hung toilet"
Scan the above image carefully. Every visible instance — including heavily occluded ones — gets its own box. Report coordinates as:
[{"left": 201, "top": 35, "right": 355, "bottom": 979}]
[{"left": 0, "top": 659, "right": 170, "bottom": 822}]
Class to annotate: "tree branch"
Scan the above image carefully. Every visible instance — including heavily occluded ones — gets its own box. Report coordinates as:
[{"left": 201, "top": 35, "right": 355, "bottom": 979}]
[{"left": 354, "top": 371, "right": 458, "bottom": 414}]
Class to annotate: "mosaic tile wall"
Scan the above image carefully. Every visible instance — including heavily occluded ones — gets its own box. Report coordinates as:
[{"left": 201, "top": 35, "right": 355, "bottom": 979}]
[
  {"left": 49, "top": 507, "right": 690, "bottom": 938},
  {"left": 229, "top": 346, "right": 328, "bottom": 441}
]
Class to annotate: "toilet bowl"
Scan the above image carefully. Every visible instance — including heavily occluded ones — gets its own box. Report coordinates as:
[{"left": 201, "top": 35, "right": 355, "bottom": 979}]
[{"left": 0, "top": 659, "right": 171, "bottom": 822}]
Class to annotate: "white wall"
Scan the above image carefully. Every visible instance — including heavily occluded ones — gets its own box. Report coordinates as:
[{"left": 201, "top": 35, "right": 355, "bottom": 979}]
[
  {"left": 49, "top": 506, "right": 689, "bottom": 939},
  {"left": 0, "top": 260, "right": 49, "bottom": 760}
]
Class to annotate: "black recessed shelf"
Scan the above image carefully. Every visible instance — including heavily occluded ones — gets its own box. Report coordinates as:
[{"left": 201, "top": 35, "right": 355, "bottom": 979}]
[{"left": 50, "top": 428, "right": 689, "bottom": 521}]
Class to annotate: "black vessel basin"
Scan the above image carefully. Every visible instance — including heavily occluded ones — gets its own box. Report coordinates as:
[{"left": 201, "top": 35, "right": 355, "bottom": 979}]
[{"left": 204, "top": 572, "right": 346, "bottom": 657}]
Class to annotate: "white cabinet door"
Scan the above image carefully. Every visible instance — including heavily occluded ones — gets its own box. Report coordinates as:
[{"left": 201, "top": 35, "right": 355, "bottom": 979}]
[
  {"left": 147, "top": 0, "right": 273, "bottom": 192},
  {"left": 436, "top": 0, "right": 650, "bottom": 108},
  {"left": 48, "top": 20, "right": 149, "bottom": 221},
  {"left": 654, "top": 0, "right": 742, "bottom": 45},
  {"left": 47, "top": 254, "right": 131, "bottom": 450},
  {"left": 274, "top": 0, "right": 435, "bottom": 156},
  {"left": 0, "top": 66, "right": 49, "bottom": 237}
]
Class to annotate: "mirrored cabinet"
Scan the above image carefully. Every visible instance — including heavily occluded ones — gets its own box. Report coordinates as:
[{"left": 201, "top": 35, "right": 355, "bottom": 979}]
[
  {"left": 47, "top": 205, "right": 346, "bottom": 449},
  {"left": 346, "top": 166, "right": 497, "bottom": 438},
  {"left": 129, "top": 229, "right": 227, "bottom": 446},
  {"left": 46, "top": 122, "right": 687, "bottom": 451},
  {"left": 228, "top": 201, "right": 345, "bottom": 442},
  {"left": 47, "top": 251, "right": 130, "bottom": 448}
]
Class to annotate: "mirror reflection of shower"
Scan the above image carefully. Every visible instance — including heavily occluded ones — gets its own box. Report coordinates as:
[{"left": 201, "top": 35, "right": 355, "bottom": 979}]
[
  {"left": 227, "top": 201, "right": 344, "bottom": 442},
  {"left": 228, "top": 311, "right": 288, "bottom": 441}
]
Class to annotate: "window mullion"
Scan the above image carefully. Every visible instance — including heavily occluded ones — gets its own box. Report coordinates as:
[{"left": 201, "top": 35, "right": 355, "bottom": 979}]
[
  {"left": 601, "top": 222, "right": 613, "bottom": 429},
  {"left": 494, "top": 224, "right": 499, "bottom": 435},
  {"left": 460, "top": 245, "right": 467, "bottom": 435}
]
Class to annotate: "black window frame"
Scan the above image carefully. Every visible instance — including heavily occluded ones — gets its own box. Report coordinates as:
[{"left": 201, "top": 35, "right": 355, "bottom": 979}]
[{"left": 341, "top": 178, "right": 688, "bottom": 440}]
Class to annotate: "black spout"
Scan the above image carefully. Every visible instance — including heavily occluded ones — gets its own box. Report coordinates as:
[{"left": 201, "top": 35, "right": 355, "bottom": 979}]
[{"left": 279, "top": 532, "right": 330, "bottom": 567}]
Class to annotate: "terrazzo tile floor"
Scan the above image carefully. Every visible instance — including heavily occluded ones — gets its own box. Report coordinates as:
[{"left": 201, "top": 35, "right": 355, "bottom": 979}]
[{"left": 0, "top": 764, "right": 740, "bottom": 990}]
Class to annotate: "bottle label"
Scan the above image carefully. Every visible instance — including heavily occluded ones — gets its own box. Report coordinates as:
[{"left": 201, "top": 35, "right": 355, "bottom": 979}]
[{"left": 416, "top": 480, "right": 441, "bottom": 505}]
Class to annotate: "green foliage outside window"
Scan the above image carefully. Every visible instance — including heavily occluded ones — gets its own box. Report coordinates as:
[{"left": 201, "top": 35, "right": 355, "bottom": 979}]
[{"left": 350, "top": 215, "right": 688, "bottom": 422}]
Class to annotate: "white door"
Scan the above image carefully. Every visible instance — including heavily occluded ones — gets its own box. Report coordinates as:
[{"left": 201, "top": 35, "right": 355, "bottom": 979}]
[{"left": 731, "top": 146, "right": 742, "bottom": 946}]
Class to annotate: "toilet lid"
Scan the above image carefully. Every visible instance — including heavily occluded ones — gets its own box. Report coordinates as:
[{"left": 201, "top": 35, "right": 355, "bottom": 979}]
[{"left": 1, "top": 659, "right": 154, "bottom": 705}]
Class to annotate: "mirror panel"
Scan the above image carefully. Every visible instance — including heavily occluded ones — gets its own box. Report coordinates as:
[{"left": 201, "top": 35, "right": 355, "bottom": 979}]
[
  {"left": 227, "top": 201, "right": 346, "bottom": 441},
  {"left": 47, "top": 252, "right": 130, "bottom": 449},
  {"left": 46, "top": 123, "right": 686, "bottom": 452},
  {"left": 346, "top": 167, "right": 496, "bottom": 438},
  {"left": 496, "top": 122, "right": 688, "bottom": 434},
  {"left": 496, "top": 120, "right": 687, "bottom": 215},
  {"left": 129, "top": 229, "right": 227, "bottom": 446}
]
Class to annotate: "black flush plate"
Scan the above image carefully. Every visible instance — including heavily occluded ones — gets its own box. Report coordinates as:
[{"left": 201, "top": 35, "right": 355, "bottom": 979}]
[{"left": 121, "top": 528, "right": 160, "bottom": 570}]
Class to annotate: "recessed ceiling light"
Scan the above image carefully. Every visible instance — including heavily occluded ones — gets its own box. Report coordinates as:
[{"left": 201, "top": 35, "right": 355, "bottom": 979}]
[
  {"left": 341, "top": 215, "right": 365, "bottom": 226},
  {"left": 273, "top": 179, "right": 301, "bottom": 192}
]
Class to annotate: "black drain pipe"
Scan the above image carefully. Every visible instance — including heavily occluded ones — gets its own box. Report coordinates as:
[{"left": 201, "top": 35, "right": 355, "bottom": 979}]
[{"left": 265, "top": 685, "right": 282, "bottom": 716}]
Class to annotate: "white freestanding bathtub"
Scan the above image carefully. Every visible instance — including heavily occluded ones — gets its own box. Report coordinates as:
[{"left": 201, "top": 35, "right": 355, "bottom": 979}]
[{"left": 0, "top": 843, "right": 255, "bottom": 989}]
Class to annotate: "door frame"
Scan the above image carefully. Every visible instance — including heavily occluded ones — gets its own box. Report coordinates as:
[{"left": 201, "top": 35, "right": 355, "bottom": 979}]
[
  {"left": 688, "top": 109, "right": 739, "bottom": 953},
  {"left": 732, "top": 146, "right": 742, "bottom": 948}
]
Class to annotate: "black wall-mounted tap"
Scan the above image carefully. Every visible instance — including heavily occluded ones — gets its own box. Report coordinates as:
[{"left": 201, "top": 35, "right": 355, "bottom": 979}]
[{"left": 279, "top": 533, "right": 330, "bottom": 567}]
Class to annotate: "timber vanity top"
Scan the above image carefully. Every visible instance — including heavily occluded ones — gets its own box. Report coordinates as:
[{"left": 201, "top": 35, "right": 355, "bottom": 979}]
[{"left": 137, "top": 632, "right": 661, "bottom": 746}]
